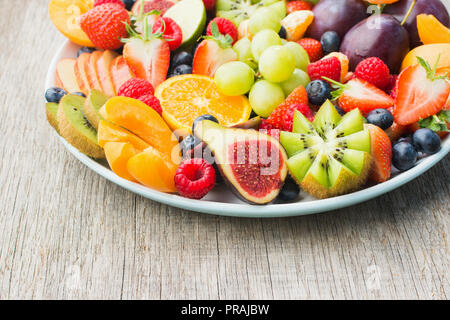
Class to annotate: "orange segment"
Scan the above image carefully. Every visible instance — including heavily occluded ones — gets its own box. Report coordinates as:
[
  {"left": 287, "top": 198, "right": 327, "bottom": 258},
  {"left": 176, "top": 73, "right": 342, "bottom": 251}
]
[
  {"left": 127, "top": 147, "right": 178, "bottom": 193},
  {"left": 97, "top": 120, "right": 150, "bottom": 150},
  {"left": 49, "top": 0, "right": 94, "bottom": 47},
  {"left": 99, "top": 97, "right": 181, "bottom": 164},
  {"left": 104, "top": 142, "right": 139, "bottom": 182},
  {"left": 417, "top": 14, "right": 450, "bottom": 45},
  {"left": 155, "top": 74, "right": 252, "bottom": 134}
]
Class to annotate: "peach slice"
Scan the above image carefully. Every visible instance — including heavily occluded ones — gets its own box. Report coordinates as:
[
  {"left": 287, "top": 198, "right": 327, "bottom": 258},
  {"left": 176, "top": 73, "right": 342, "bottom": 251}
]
[
  {"left": 87, "top": 51, "right": 104, "bottom": 92},
  {"left": 97, "top": 50, "right": 119, "bottom": 97},
  {"left": 74, "top": 52, "right": 92, "bottom": 96},
  {"left": 127, "top": 146, "right": 178, "bottom": 193},
  {"left": 99, "top": 97, "right": 181, "bottom": 164},
  {"left": 97, "top": 120, "right": 150, "bottom": 151},
  {"left": 110, "top": 56, "right": 135, "bottom": 94},
  {"left": 104, "top": 142, "right": 139, "bottom": 182},
  {"left": 55, "top": 58, "right": 81, "bottom": 93},
  {"left": 417, "top": 14, "right": 450, "bottom": 45}
]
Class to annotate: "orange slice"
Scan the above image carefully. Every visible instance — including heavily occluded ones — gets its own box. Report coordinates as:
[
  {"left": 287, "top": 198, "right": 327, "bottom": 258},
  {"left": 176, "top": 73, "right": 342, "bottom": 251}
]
[
  {"left": 417, "top": 14, "right": 450, "bottom": 45},
  {"left": 49, "top": 0, "right": 94, "bottom": 47},
  {"left": 155, "top": 74, "right": 252, "bottom": 134}
]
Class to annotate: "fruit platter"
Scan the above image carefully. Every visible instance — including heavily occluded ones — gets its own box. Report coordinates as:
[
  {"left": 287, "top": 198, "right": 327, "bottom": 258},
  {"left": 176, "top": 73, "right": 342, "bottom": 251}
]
[{"left": 46, "top": 0, "right": 450, "bottom": 217}]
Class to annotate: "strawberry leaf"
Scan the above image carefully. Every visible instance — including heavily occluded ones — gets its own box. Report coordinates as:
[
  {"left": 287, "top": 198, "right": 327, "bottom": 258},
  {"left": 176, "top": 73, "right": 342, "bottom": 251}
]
[
  {"left": 204, "top": 21, "right": 233, "bottom": 49},
  {"left": 322, "top": 76, "right": 347, "bottom": 101},
  {"left": 416, "top": 55, "right": 447, "bottom": 81},
  {"left": 418, "top": 110, "right": 450, "bottom": 132}
]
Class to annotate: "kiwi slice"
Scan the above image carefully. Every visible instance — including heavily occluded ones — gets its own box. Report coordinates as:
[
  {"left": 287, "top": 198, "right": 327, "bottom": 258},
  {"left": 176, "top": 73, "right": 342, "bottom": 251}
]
[
  {"left": 216, "top": 0, "right": 281, "bottom": 27},
  {"left": 57, "top": 94, "right": 105, "bottom": 159},
  {"left": 46, "top": 102, "right": 59, "bottom": 133},
  {"left": 280, "top": 101, "right": 372, "bottom": 199},
  {"left": 83, "top": 90, "right": 109, "bottom": 130}
]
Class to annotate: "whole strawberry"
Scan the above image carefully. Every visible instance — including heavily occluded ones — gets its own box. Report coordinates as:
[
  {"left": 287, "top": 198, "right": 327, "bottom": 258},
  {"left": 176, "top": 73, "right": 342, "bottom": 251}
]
[
  {"left": 297, "top": 38, "right": 323, "bottom": 62},
  {"left": 207, "top": 18, "right": 238, "bottom": 45},
  {"left": 283, "top": 103, "right": 314, "bottom": 132},
  {"left": 307, "top": 57, "right": 341, "bottom": 84},
  {"left": 80, "top": 4, "right": 130, "bottom": 50},
  {"left": 354, "top": 57, "right": 391, "bottom": 90},
  {"left": 93, "top": 0, "right": 125, "bottom": 8}
]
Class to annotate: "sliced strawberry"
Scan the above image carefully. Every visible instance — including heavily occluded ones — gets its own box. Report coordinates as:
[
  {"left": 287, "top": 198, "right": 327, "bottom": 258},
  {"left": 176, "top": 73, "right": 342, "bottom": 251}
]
[
  {"left": 365, "top": 124, "right": 392, "bottom": 183},
  {"left": 192, "top": 39, "right": 237, "bottom": 77},
  {"left": 326, "top": 77, "right": 394, "bottom": 115},
  {"left": 394, "top": 58, "right": 450, "bottom": 126}
]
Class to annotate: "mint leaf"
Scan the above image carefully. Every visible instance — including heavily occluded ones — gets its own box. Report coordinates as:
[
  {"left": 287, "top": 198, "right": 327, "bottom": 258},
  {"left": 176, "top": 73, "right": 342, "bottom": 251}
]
[{"left": 418, "top": 110, "right": 450, "bottom": 132}]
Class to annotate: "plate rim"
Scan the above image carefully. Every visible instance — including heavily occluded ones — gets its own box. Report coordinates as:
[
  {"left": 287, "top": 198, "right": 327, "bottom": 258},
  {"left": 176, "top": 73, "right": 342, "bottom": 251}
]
[{"left": 45, "top": 40, "right": 450, "bottom": 218}]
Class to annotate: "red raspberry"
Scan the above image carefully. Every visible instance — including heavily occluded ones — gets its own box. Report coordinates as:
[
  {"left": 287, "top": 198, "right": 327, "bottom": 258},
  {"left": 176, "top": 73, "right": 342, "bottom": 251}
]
[
  {"left": 207, "top": 18, "right": 238, "bottom": 44},
  {"left": 283, "top": 103, "right": 315, "bottom": 132},
  {"left": 118, "top": 78, "right": 155, "bottom": 98},
  {"left": 153, "top": 17, "right": 183, "bottom": 51},
  {"left": 202, "top": 0, "right": 217, "bottom": 12},
  {"left": 138, "top": 95, "right": 163, "bottom": 115},
  {"left": 267, "top": 86, "right": 309, "bottom": 130},
  {"left": 174, "top": 158, "right": 216, "bottom": 199},
  {"left": 287, "top": 1, "right": 313, "bottom": 14},
  {"left": 93, "top": 0, "right": 125, "bottom": 8},
  {"left": 354, "top": 57, "right": 391, "bottom": 90},
  {"left": 79, "top": 3, "right": 130, "bottom": 50},
  {"left": 307, "top": 57, "right": 341, "bottom": 84},
  {"left": 297, "top": 38, "right": 323, "bottom": 62}
]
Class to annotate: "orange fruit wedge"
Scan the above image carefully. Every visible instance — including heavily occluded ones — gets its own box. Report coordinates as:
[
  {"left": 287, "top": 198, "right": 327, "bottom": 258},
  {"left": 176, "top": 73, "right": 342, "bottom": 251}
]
[
  {"left": 49, "top": 0, "right": 94, "bottom": 47},
  {"left": 103, "top": 142, "right": 139, "bottom": 182},
  {"left": 366, "top": 0, "right": 399, "bottom": 4},
  {"left": 127, "top": 147, "right": 178, "bottom": 193},
  {"left": 97, "top": 120, "right": 150, "bottom": 151},
  {"left": 281, "top": 10, "right": 314, "bottom": 42},
  {"left": 99, "top": 97, "right": 181, "bottom": 164},
  {"left": 155, "top": 74, "right": 252, "bottom": 135},
  {"left": 417, "top": 14, "right": 450, "bottom": 45}
]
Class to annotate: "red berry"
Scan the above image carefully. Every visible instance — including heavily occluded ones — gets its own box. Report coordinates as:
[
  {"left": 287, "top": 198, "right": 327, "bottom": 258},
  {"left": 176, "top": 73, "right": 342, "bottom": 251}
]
[
  {"left": 138, "top": 94, "right": 163, "bottom": 115},
  {"left": 307, "top": 57, "right": 341, "bottom": 84},
  {"left": 267, "top": 86, "right": 309, "bottom": 130},
  {"left": 354, "top": 57, "right": 391, "bottom": 90},
  {"left": 297, "top": 38, "right": 323, "bottom": 62},
  {"left": 207, "top": 18, "right": 238, "bottom": 44},
  {"left": 80, "top": 4, "right": 130, "bottom": 50},
  {"left": 259, "top": 119, "right": 274, "bottom": 131},
  {"left": 202, "top": 0, "right": 217, "bottom": 12},
  {"left": 287, "top": 1, "right": 312, "bottom": 14},
  {"left": 118, "top": 78, "right": 155, "bottom": 98},
  {"left": 366, "top": 124, "right": 392, "bottom": 183},
  {"left": 93, "top": 0, "right": 125, "bottom": 8},
  {"left": 152, "top": 17, "right": 183, "bottom": 51},
  {"left": 387, "top": 75, "right": 399, "bottom": 98},
  {"left": 283, "top": 103, "right": 315, "bottom": 132},
  {"left": 174, "top": 158, "right": 216, "bottom": 199}
]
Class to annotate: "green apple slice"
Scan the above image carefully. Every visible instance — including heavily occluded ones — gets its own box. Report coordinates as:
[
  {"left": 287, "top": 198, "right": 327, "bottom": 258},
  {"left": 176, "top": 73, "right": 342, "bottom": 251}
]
[{"left": 164, "top": 0, "right": 206, "bottom": 49}]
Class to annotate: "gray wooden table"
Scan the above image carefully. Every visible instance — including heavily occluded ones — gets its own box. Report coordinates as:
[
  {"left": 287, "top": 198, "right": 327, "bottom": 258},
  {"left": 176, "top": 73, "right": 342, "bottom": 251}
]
[{"left": 0, "top": 0, "right": 448, "bottom": 300}]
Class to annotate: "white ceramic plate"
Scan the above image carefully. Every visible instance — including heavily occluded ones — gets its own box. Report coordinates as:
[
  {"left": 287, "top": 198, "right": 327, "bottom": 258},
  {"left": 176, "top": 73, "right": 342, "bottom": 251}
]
[{"left": 45, "top": 41, "right": 450, "bottom": 218}]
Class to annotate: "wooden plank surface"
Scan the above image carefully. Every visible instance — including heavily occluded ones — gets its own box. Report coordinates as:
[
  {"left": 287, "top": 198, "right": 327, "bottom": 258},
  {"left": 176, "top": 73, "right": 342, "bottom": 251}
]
[{"left": 0, "top": 0, "right": 448, "bottom": 300}]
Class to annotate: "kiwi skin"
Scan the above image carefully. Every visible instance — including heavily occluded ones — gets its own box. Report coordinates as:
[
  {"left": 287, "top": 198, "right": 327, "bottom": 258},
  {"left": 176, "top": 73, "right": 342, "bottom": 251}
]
[
  {"left": 297, "top": 153, "right": 372, "bottom": 199},
  {"left": 57, "top": 95, "right": 105, "bottom": 159},
  {"left": 46, "top": 102, "right": 59, "bottom": 133}
]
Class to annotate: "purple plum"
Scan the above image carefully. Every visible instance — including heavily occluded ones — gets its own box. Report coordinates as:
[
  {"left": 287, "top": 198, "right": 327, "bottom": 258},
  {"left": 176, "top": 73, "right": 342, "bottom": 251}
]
[
  {"left": 306, "top": 0, "right": 368, "bottom": 40},
  {"left": 340, "top": 14, "right": 410, "bottom": 73},
  {"left": 384, "top": 0, "right": 450, "bottom": 48}
]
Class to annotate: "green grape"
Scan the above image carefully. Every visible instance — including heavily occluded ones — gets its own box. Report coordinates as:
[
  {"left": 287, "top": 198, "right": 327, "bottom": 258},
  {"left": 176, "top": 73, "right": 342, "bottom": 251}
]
[
  {"left": 284, "top": 41, "right": 310, "bottom": 71},
  {"left": 268, "top": 1, "right": 287, "bottom": 21},
  {"left": 280, "top": 69, "right": 310, "bottom": 96},
  {"left": 215, "top": 61, "right": 255, "bottom": 96},
  {"left": 259, "top": 45, "right": 296, "bottom": 83},
  {"left": 251, "top": 30, "right": 282, "bottom": 62},
  {"left": 248, "top": 7, "right": 281, "bottom": 35},
  {"left": 233, "top": 38, "right": 258, "bottom": 69},
  {"left": 249, "top": 80, "right": 285, "bottom": 118}
]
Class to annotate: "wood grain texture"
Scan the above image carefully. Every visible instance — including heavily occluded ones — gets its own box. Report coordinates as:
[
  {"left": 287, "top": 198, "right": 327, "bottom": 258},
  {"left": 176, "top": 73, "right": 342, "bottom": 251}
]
[{"left": 0, "top": 0, "right": 448, "bottom": 300}]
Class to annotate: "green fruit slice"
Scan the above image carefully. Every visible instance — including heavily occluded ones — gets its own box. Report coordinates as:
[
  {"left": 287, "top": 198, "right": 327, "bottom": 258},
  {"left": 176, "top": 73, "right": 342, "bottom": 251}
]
[
  {"left": 46, "top": 102, "right": 59, "bottom": 133},
  {"left": 216, "top": 0, "right": 281, "bottom": 27},
  {"left": 57, "top": 94, "right": 105, "bottom": 159},
  {"left": 164, "top": 0, "right": 206, "bottom": 49},
  {"left": 281, "top": 100, "right": 372, "bottom": 199},
  {"left": 83, "top": 90, "right": 109, "bottom": 130}
]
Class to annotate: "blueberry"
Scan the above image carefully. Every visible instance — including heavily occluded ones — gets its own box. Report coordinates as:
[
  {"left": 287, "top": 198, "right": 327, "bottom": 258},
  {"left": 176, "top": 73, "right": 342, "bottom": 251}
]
[
  {"left": 320, "top": 31, "right": 341, "bottom": 55},
  {"left": 173, "top": 64, "right": 193, "bottom": 75},
  {"left": 366, "top": 108, "right": 394, "bottom": 130},
  {"left": 392, "top": 142, "right": 418, "bottom": 171},
  {"left": 122, "top": 0, "right": 136, "bottom": 11},
  {"left": 45, "top": 87, "right": 67, "bottom": 103},
  {"left": 306, "top": 80, "right": 332, "bottom": 106},
  {"left": 77, "top": 47, "right": 95, "bottom": 57},
  {"left": 412, "top": 128, "right": 441, "bottom": 155},
  {"left": 335, "top": 105, "right": 346, "bottom": 116},
  {"left": 172, "top": 52, "right": 193, "bottom": 68},
  {"left": 180, "top": 135, "right": 201, "bottom": 157},
  {"left": 395, "top": 136, "right": 412, "bottom": 145},
  {"left": 72, "top": 92, "right": 86, "bottom": 98},
  {"left": 278, "top": 26, "right": 287, "bottom": 39},
  {"left": 192, "top": 115, "right": 219, "bottom": 133},
  {"left": 167, "top": 73, "right": 177, "bottom": 79},
  {"left": 278, "top": 177, "right": 300, "bottom": 202}
]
